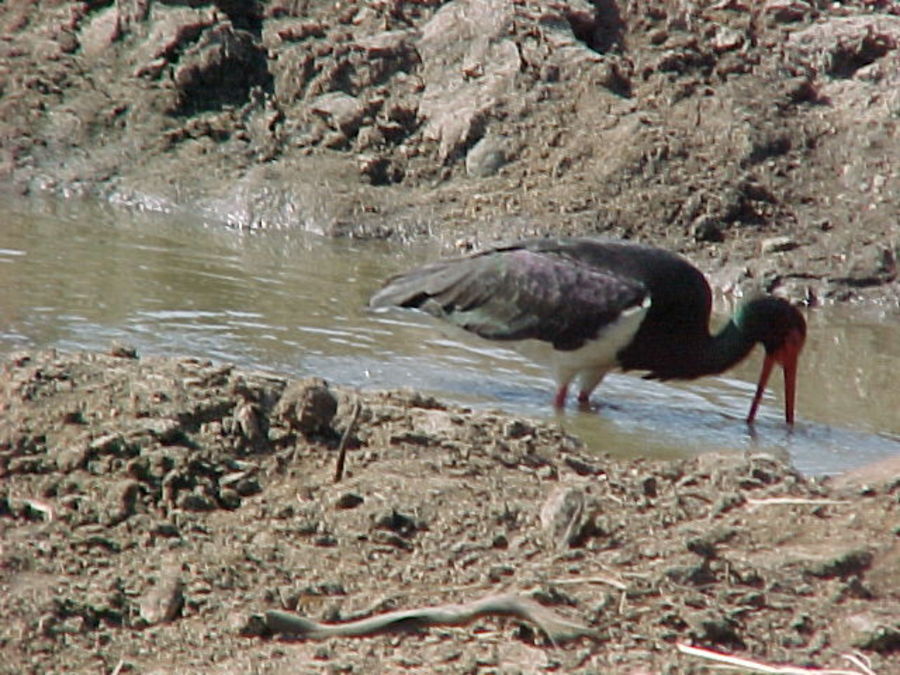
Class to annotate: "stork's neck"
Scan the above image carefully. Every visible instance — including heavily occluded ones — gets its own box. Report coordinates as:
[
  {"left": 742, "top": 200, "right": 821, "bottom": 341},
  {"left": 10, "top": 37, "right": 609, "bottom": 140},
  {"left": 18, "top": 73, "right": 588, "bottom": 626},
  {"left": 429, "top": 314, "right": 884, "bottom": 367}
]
[
  {"left": 698, "top": 318, "right": 757, "bottom": 376},
  {"left": 622, "top": 312, "right": 759, "bottom": 379}
]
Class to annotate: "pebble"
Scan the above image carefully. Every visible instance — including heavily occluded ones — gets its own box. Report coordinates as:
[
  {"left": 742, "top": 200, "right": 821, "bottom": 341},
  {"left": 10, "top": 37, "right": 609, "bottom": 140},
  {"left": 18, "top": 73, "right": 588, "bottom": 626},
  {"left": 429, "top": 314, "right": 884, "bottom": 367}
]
[
  {"left": 177, "top": 491, "right": 217, "bottom": 512},
  {"left": 760, "top": 235, "right": 799, "bottom": 254},
  {"left": 109, "top": 342, "right": 138, "bottom": 359},
  {"left": 540, "top": 486, "right": 587, "bottom": 549},
  {"left": 465, "top": 136, "right": 509, "bottom": 178},
  {"left": 218, "top": 488, "right": 242, "bottom": 510},
  {"left": 139, "top": 571, "right": 185, "bottom": 626},
  {"left": 335, "top": 492, "right": 364, "bottom": 509},
  {"left": 691, "top": 214, "right": 724, "bottom": 242}
]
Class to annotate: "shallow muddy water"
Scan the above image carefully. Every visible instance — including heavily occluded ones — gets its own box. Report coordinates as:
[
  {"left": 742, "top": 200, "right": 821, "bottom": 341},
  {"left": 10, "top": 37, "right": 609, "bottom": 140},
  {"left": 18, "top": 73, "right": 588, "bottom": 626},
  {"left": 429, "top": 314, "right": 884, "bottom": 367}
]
[{"left": 1, "top": 195, "right": 898, "bottom": 475}]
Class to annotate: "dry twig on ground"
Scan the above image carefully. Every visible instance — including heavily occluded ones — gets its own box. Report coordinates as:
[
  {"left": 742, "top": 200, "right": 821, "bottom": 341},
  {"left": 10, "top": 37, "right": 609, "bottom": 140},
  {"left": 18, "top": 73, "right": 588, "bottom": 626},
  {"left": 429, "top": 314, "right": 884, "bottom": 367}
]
[
  {"left": 676, "top": 643, "right": 877, "bottom": 674},
  {"left": 265, "top": 593, "right": 598, "bottom": 644}
]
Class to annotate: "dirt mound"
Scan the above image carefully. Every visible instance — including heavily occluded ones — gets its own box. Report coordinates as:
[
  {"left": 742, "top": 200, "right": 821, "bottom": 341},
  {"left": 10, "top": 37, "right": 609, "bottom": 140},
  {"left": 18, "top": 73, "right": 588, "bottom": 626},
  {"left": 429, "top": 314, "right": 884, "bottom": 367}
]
[{"left": 2, "top": 349, "right": 898, "bottom": 672}]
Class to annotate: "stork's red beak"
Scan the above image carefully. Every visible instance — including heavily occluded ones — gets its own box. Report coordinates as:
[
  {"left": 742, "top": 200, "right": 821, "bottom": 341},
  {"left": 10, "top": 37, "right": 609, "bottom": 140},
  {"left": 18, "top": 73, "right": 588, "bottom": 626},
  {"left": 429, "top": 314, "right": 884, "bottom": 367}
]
[{"left": 747, "top": 329, "right": 805, "bottom": 425}]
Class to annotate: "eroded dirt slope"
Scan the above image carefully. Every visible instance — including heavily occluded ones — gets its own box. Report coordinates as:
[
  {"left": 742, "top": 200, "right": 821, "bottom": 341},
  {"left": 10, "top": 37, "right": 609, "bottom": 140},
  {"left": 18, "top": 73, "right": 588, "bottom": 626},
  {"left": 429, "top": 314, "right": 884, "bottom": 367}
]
[{"left": 0, "top": 1, "right": 898, "bottom": 303}]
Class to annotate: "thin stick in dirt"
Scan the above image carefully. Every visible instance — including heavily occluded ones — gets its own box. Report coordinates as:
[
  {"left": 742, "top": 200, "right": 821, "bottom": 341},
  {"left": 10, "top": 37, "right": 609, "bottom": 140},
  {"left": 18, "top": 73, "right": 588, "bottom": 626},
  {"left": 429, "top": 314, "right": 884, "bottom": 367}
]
[{"left": 333, "top": 400, "right": 361, "bottom": 483}]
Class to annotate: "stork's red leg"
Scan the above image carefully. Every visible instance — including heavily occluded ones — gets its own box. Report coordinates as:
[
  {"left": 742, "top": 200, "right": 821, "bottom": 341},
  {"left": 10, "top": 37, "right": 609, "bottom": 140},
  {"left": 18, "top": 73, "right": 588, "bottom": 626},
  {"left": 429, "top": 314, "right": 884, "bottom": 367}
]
[{"left": 554, "top": 384, "right": 568, "bottom": 409}]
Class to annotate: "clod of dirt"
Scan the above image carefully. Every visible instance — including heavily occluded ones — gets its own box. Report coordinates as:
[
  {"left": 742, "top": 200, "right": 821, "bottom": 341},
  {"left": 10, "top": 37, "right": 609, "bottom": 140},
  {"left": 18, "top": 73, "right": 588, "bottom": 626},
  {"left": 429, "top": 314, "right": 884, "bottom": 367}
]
[{"left": 274, "top": 377, "right": 338, "bottom": 436}]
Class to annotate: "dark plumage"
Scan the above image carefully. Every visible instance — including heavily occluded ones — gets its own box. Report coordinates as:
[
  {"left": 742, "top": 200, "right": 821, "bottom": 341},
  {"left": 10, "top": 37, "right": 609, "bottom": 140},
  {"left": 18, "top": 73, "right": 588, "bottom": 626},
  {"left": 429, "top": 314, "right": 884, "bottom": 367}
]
[{"left": 370, "top": 238, "right": 807, "bottom": 423}]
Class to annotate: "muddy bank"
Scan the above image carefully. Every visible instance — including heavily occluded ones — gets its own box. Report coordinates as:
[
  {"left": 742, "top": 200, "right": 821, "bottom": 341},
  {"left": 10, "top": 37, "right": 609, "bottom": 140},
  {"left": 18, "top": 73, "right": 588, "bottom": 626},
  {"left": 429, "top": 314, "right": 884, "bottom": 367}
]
[
  {"left": 1, "top": 349, "right": 898, "bottom": 672},
  {"left": 1, "top": 1, "right": 898, "bottom": 305}
]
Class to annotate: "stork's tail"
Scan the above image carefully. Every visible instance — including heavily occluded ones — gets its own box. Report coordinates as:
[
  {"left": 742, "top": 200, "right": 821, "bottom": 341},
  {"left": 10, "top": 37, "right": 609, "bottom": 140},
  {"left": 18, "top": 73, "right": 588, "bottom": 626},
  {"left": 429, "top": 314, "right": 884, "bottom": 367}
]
[{"left": 368, "top": 261, "right": 470, "bottom": 311}]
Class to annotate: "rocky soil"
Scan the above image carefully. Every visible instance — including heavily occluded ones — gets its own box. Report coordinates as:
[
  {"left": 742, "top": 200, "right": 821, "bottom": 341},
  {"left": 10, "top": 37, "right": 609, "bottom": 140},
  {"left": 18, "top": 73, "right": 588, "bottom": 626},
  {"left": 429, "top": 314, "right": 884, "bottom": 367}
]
[
  {"left": 1, "top": 1, "right": 900, "bottom": 673},
  {"left": 1, "top": 349, "right": 898, "bottom": 673},
  {"left": 0, "top": 0, "right": 898, "bottom": 303}
]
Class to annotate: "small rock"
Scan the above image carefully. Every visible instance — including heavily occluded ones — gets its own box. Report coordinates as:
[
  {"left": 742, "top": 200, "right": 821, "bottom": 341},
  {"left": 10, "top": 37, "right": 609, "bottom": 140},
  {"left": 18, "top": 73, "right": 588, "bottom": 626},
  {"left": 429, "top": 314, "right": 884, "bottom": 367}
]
[
  {"left": 115, "top": 480, "right": 142, "bottom": 520},
  {"left": 487, "top": 564, "right": 515, "bottom": 582},
  {"left": 764, "top": 0, "right": 812, "bottom": 23},
  {"left": 354, "top": 29, "right": 415, "bottom": 58},
  {"left": 17, "top": 498, "right": 55, "bottom": 521},
  {"left": 686, "top": 536, "right": 718, "bottom": 559},
  {"left": 665, "top": 562, "right": 716, "bottom": 585},
  {"left": 540, "top": 486, "right": 587, "bottom": 549},
  {"left": 218, "top": 488, "right": 242, "bottom": 510},
  {"left": 371, "top": 531, "right": 414, "bottom": 551},
  {"left": 139, "top": 570, "right": 185, "bottom": 626},
  {"left": 691, "top": 214, "right": 724, "bottom": 243},
  {"left": 503, "top": 419, "right": 533, "bottom": 439},
  {"left": 685, "top": 610, "right": 745, "bottom": 649},
  {"left": 145, "top": 418, "right": 185, "bottom": 445},
  {"left": 78, "top": 6, "right": 122, "bottom": 59},
  {"left": 465, "top": 135, "right": 509, "bottom": 178},
  {"left": 806, "top": 548, "right": 874, "bottom": 579},
  {"left": 335, "top": 492, "right": 364, "bottom": 509},
  {"left": 314, "top": 534, "right": 338, "bottom": 547},
  {"left": 61, "top": 408, "right": 85, "bottom": 424},
  {"left": 310, "top": 92, "right": 367, "bottom": 135},
  {"left": 535, "top": 464, "right": 557, "bottom": 480},
  {"left": 649, "top": 29, "right": 668, "bottom": 45},
  {"left": 712, "top": 26, "right": 744, "bottom": 53},
  {"left": 268, "top": 19, "right": 326, "bottom": 44},
  {"left": 7, "top": 457, "right": 45, "bottom": 474},
  {"left": 563, "top": 455, "right": 603, "bottom": 476},
  {"left": 150, "top": 521, "right": 180, "bottom": 538},
  {"left": 89, "top": 433, "right": 123, "bottom": 454},
  {"left": 355, "top": 125, "right": 384, "bottom": 151},
  {"left": 109, "top": 342, "right": 138, "bottom": 359},
  {"left": 177, "top": 490, "right": 217, "bottom": 512},
  {"left": 358, "top": 154, "right": 401, "bottom": 185},
  {"left": 234, "top": 402, "right": 266, "bottom": 446},
  {"left": 55, "top": 445, "right": 89, "bottom": 472},
  {"left": 373, "top": 509, "right": 421, "bottom": 537},
  {"left": 686, "top": 527, "right": 735, "bottom": 559},
  {"left": 322, "top": 130, "right": 349, "bottom": 149},
  {"left": 234, "top": 476, "right": 262, "bottom": 497},
  {"left": 56, "top": 616, "right": 86, "bottom": 635},
  {"left": 761, "top": 236, "right": 799, "bottom": 254}
]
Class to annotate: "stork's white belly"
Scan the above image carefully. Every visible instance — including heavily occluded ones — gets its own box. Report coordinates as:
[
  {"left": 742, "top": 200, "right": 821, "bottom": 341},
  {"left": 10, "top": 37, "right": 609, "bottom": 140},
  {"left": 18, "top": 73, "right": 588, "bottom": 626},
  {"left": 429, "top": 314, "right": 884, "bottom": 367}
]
[{"left": 552, "top": 296, "right": 651, "bottom": 390}]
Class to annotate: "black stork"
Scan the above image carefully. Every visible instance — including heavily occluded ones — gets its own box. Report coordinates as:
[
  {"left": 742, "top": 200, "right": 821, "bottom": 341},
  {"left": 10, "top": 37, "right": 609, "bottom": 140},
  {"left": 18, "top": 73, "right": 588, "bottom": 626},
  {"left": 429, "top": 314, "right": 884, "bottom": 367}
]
[{"left": 369, "top": 238, "right": 807, "bottom": 425}]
